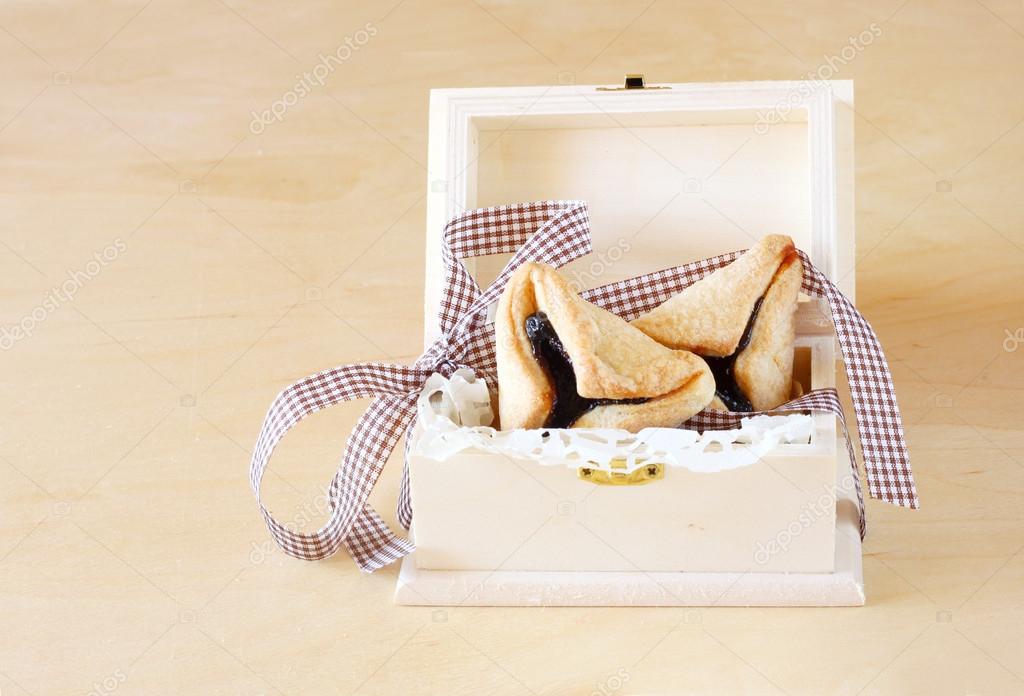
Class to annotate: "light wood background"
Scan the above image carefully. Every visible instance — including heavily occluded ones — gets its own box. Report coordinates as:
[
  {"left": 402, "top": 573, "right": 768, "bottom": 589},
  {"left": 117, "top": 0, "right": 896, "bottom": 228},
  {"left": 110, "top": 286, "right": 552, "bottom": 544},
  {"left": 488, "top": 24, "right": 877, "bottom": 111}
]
[{"left": 2, "top": 1, "right": 1023, "bottom": 694}]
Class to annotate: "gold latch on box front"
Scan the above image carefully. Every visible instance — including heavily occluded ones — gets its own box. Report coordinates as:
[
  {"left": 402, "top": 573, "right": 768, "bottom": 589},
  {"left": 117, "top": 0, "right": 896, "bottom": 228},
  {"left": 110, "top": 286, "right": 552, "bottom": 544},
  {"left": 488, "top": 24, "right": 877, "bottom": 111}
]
[
  {"left": 577, "top": 458, "right": 664, "bottom": 486},
  {"left": 596, "top": 74, "right": 670, "bottom": 92}
]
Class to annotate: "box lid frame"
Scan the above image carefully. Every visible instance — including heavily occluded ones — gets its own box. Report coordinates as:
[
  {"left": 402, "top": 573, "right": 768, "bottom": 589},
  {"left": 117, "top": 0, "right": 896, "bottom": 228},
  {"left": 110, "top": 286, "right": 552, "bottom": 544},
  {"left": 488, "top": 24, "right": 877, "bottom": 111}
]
[{"left": 424, "top": 79, "right": 855, "bottom": 344}]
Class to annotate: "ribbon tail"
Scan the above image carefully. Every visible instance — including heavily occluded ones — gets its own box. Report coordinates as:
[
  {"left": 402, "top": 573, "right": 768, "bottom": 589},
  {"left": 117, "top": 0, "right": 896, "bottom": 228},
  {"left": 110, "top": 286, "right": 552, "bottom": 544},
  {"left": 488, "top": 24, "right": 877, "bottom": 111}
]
[
  {"left": 250, "top": 363, "right": 427, "bottom": 565},
  {"left": 345, "top": 503, "right": 416, "bottom": 573},
  {"left": 796, "top": 251, "right": 919, "bottom": 510},
  {"left": 832, "top": 288, "right": 918, "bottom": 509},
  {"left": 396, "top": 420, "right": 417, "bottom": 532}
]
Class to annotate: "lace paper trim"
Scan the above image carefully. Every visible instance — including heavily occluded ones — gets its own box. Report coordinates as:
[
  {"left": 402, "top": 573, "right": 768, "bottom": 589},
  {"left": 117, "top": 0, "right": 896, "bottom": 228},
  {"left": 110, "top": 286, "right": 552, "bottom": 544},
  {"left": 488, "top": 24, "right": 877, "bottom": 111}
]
[{"left": 412, "top": 370, "right": 814, "bottom": 474}]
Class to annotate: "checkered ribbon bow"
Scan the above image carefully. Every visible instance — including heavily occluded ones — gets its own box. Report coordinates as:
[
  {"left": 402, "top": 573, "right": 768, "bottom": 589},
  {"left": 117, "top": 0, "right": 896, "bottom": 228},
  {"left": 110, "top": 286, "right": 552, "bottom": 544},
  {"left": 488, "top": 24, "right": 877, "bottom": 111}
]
[{"left": 250, "top": 201, "right": 916, "bottom": 571}]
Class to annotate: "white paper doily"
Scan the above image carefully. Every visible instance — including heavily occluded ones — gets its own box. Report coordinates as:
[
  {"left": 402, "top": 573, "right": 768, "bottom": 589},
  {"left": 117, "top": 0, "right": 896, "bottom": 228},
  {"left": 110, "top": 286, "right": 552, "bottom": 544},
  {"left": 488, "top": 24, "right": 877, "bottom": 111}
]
[{"left": 412, "top": 370, "right": 813, "bottom": 474}]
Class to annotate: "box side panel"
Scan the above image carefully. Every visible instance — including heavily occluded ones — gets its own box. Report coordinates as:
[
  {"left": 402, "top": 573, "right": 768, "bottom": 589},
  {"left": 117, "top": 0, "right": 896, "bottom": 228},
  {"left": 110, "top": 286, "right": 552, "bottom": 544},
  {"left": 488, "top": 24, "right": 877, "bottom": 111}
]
[
  {"left": 399, "top": 436, "right": 861, "bottom": 606},
  {"left": 410, "top": 449, "right": 835, "bottom": 574}
]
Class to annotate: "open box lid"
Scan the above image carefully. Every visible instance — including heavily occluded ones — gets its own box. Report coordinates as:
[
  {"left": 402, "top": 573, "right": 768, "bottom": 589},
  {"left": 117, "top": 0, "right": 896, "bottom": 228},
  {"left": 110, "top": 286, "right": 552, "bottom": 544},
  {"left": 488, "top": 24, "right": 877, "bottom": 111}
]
[{"left": 423, "top": 78, "right": 854, "bottom": 345}]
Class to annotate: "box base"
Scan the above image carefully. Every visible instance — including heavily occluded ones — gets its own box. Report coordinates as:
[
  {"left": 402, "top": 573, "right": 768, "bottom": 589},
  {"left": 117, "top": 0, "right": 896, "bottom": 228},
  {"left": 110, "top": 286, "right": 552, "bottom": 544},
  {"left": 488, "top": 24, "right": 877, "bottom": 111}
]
[
  {"left": 394, "top": 526, "right": 862, "bottom": 607},
  {"left": 395, "top": 452, "right": 864, "bottom": 607}
]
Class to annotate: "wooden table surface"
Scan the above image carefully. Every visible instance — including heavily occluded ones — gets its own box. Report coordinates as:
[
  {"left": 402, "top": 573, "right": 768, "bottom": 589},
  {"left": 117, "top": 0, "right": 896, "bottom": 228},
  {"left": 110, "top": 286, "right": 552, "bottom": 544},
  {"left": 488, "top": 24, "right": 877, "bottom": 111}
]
[{"left": 2, "top": 1, "right": 1023, "bottom": 694}]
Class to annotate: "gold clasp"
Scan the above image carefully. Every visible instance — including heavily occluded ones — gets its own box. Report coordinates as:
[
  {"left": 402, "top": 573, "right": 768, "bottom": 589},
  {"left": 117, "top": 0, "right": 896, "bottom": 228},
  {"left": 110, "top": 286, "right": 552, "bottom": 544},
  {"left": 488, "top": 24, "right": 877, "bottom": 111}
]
[
  {"left": 577, "top": 458, "right": 664, "bottom": 486},
  {"left": 596, "top": 74, "right": 670, "bottom": 92}
]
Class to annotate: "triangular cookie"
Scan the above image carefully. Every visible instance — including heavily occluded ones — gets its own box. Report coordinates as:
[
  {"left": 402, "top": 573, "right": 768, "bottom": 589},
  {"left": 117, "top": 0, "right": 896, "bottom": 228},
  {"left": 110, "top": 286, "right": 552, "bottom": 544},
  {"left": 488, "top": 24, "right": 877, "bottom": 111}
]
[
  {"left": 631, "top": 235, "right": 802, "bottom": 412},
  {"left": 495, "top": 262, "right": 715, "bottom": 431}
]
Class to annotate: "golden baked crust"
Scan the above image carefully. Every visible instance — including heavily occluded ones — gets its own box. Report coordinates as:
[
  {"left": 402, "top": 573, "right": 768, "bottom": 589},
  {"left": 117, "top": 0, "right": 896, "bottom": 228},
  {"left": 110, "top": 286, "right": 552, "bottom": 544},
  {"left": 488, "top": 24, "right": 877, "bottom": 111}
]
[
  {"left": 734, "top": 252, "right": 802, "bottom": 410},
  {"left": 631, "top": 234, "right": 795, "bottom": 356},
  {"left": 495, "top": 262, "right": 715, "bottom": 431},
  {"left": 631, "top": 235, "right": 803, "bottom": 412},
  {"left": 572, "top": 370, "right": 715, "bottom": 430}
]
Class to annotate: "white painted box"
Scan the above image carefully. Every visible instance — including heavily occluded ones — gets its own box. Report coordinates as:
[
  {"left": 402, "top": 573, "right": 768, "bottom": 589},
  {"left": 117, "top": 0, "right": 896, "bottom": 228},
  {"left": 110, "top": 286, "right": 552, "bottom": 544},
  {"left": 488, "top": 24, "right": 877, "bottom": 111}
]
[{"left": 401, "top": 79, "right": 860, "bottom": 604}]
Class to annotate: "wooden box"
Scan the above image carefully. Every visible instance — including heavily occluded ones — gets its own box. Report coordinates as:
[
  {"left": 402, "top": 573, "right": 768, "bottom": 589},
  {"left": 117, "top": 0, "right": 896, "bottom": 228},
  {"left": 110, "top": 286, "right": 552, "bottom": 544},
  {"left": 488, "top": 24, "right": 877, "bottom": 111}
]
[{"left": 397, "top": 79, "right": 862, "bottom": 606}]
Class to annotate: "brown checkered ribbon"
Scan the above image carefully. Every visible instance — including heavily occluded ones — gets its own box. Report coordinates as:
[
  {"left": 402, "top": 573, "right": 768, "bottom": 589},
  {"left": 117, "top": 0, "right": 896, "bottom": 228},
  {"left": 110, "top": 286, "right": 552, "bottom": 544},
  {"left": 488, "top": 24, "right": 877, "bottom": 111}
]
[{"left": 250, "top": 201, "right": 915, "bottom": 571}]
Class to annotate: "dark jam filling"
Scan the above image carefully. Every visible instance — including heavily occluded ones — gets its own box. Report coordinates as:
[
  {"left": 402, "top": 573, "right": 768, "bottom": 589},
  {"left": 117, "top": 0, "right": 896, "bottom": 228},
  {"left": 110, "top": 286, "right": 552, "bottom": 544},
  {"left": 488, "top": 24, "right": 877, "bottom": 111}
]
[
  {"left": 524, "top": 312, "right": 649, "bottom": 428},
  {"left": 702, "top": 295, "right": 765, "bottom": 413}
]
